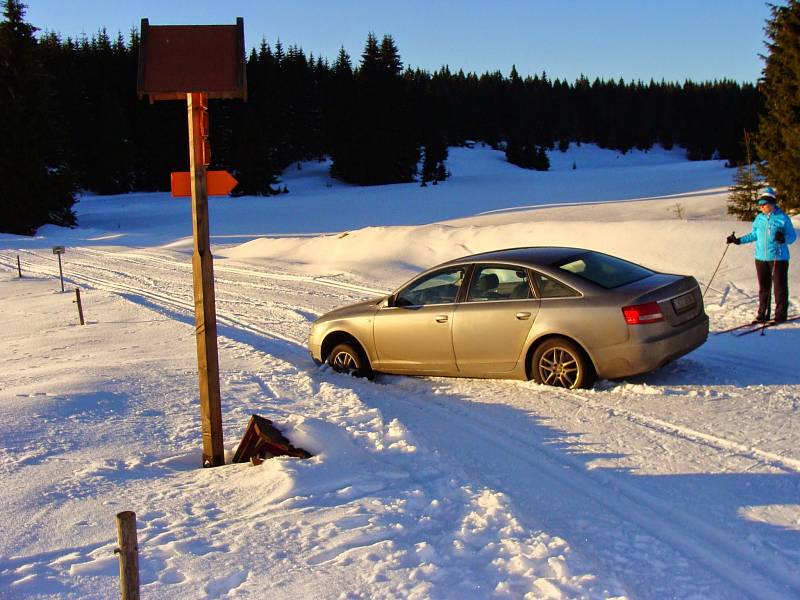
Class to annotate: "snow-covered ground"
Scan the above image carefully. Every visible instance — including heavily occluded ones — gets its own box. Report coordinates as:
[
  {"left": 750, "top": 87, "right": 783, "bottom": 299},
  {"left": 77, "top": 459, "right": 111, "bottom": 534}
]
[{"left": 1, "top": 144, "right": 799, "bottom": 599}]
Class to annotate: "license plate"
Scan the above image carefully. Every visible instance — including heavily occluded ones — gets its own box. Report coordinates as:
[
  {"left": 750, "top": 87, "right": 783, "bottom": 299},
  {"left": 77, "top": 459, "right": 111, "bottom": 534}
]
[{"left": 672, "top": 292, "right": 696, "bottom": 314}]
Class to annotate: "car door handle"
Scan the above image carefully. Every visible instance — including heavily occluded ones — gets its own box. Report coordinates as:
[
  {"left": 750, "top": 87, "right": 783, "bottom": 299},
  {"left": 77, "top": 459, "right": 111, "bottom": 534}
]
[
  {"left": 435, "top": 315, "right": 449, "bottom": 323},
  {"left": 515, "top": 312, "right": 532, "bottom": 320}
]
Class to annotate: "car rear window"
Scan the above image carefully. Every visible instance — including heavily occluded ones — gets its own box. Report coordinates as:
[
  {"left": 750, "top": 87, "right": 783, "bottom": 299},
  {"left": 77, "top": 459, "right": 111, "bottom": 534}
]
[{"left": 555, "top": 251, "right": 654, "bottom": 289}]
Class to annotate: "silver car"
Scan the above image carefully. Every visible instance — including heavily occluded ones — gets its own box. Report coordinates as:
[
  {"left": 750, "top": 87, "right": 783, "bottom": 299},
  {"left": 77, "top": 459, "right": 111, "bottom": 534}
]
[{"left": 308, "top": 247, "right": 709, "bottom": 388}]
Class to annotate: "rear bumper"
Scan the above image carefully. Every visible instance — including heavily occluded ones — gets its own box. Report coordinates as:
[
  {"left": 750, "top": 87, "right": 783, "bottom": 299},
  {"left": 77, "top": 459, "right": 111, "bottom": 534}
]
[{"left": 594, "top": 314, "right": 709, "bottom": 379}]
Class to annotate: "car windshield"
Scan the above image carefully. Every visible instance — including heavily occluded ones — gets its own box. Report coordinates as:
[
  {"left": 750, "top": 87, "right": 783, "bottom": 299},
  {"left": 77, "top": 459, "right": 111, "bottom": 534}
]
[
  {"left": 555, "top": 251, "right": 654, "bottom": 289},
  {"left": 395, "top": 267, "right": 465, "bottom": 306}
]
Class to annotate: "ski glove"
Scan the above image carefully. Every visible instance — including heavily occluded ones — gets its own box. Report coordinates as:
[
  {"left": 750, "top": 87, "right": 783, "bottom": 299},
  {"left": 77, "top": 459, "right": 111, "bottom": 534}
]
[
  {"left": 775, "top": 230, "right": 785, "bottom": 243},
  {"left": 726, "top": 234, "right": 740, "bottom": 245}
]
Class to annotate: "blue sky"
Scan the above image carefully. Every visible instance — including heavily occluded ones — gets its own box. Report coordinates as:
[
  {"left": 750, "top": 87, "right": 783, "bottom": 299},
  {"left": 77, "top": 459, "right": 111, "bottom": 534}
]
[{"left": 26, "top": 0, "right": 774, "bottom": 83}]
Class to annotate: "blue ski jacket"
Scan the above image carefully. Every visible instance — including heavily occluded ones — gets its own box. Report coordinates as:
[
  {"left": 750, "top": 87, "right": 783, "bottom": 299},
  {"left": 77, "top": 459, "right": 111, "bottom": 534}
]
[{"left": 739, "top": 207, "right": 797, "bottom": 261}]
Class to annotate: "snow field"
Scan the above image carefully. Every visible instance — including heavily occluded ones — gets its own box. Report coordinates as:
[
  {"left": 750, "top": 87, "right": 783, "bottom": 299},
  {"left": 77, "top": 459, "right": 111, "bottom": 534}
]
[
  {"left": 0, "top": 276, "right": 614, "bottom": 599},
  {"left": 1, "top": 144, "right": 799, "bottom": 599}
]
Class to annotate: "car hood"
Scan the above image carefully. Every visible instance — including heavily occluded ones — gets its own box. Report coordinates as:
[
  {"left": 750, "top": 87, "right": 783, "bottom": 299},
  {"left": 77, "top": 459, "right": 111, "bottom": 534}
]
[{"left": 315, "top": 296, "right": 386, "bottom": 323}]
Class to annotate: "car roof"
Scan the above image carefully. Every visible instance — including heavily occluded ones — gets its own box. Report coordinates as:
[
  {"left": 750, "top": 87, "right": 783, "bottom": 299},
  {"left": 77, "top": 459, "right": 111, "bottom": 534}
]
[{"left": 440, "top": 246, "right": 589, "bottom": 268}]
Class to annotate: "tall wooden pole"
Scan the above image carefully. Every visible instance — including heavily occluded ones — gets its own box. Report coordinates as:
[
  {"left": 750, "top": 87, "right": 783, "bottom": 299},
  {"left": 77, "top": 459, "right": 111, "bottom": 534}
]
[{"left": 187, "top": 92, "right": 224, "bottom": 467}]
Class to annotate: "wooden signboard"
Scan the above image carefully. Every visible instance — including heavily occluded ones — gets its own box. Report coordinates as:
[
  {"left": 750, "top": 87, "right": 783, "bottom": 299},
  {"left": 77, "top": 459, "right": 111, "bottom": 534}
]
[{"left": 137, "top": 19, "right": 246, "bottom": 102}]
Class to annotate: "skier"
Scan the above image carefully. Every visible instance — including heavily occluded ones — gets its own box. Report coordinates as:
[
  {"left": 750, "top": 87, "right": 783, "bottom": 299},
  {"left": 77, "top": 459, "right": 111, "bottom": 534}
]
[{"left": 726, "top": 186, "right": 796, "bottom": 323}]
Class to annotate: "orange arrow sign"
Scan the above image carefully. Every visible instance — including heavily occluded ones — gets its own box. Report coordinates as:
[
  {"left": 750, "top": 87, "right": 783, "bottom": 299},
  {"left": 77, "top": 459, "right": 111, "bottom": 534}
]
[{"left": 170, "top": 171, "right": 238, "bottom": 197}]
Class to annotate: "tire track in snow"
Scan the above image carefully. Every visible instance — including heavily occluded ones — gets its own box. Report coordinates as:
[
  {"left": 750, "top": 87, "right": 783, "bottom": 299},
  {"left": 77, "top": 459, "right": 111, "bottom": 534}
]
[
  {"left": 3, "top": 249, "right": 797, "bottom": 474},
  {"left": 552, "top": 387, "right": 800, "bottom": 474},
  {"left": 364, "top": 379, "right": 800, "bottom": 600}
]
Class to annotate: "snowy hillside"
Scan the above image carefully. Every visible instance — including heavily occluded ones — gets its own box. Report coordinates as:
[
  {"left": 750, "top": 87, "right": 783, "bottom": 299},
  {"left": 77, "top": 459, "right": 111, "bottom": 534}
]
[{"left": 1, "top": 145, "right": 799, "bottom": 599}]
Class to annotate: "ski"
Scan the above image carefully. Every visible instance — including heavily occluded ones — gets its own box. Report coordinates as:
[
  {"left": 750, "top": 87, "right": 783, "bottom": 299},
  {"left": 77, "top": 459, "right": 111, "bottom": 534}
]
[
  {"left": 715, "top": 314, "right": 800, "bottom": 336},
  {"left": 714, "top": 321, "right": 764, "bottom": 335},
  {"left": 733, "top": 315, "right": 800, "bottom": 337}
]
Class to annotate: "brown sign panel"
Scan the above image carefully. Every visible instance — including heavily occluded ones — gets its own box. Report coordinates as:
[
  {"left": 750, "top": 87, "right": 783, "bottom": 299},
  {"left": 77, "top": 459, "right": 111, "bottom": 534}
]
[{"left": 137, "top": 18, "right": 246, "bottom": 101}]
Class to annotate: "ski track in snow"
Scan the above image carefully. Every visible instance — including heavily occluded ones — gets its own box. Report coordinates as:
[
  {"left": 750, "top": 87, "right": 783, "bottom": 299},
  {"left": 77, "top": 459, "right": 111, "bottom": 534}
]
[{"left": 1, "top": 246, "right": 799, "bottom": 599}]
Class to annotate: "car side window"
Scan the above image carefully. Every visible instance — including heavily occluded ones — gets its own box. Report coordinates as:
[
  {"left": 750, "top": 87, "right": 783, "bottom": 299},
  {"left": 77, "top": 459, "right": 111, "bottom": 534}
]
[
  {"left": 467, "top": 266, "right": 531, "bottom": 302},
  {"left": 394, "top": 267, "right": 466, "bottom": 307},
  {"left": 532, "top": 272, "right": 580, "bottom": 298}
]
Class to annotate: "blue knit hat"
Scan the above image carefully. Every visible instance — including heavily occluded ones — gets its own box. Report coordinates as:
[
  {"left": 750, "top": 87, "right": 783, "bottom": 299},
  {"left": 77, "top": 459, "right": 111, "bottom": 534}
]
[{"left": 757, "top": 186, "right": 777, "bottom": 205}]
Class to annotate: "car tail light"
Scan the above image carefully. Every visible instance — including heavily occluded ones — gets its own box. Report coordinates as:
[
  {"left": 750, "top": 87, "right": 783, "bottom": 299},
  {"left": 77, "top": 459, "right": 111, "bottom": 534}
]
[{"left": 622, "top": 301, "right": 664, "bottom": 324}]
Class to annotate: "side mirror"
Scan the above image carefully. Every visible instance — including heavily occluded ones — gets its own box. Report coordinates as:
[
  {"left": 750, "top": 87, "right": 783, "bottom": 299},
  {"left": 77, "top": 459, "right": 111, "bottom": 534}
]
[{"left": 381, "top": 295, "right": 394, "bottom": 308}]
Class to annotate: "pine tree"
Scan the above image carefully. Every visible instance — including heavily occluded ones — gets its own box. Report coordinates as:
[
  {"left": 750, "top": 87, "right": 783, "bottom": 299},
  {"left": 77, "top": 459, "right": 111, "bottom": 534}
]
[
  {"left": 0, "top": 0, "right": 75, "bottom": 234},
  {"left": 328, "top": 46, "right": 357, "bottom": 182},
  {"left": 728, "top": 163, "right": 763, "bottom": 221},
  {"left": 331, "top": 33, "right": 419, "bottom": 185},
  {"left": 225, "top": 42, "right": 281, "bottom": 195},
  {"left": 756, "top": 0, "right": 800, "bottom": 211},
  {"left": 727, "top": 131, "right": 763, "bottom": 220},
  {"left": 505, "top": 137, "right": 541, "bottom": 169},
  {"left": 421, "top": 135, "right": 448, "bottom": 184},
  {"left": 534, "top": 145, "right": 550, "bottom": 171}
]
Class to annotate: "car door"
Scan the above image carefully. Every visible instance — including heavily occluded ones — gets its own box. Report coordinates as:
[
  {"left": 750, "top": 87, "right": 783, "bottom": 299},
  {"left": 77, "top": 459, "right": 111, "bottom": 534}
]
[
  {"left": 452, "top": 264, "right": 540, "bottom": 375},
  {"left": 373, "top": 265, "right": 467, "bottom": 374}
]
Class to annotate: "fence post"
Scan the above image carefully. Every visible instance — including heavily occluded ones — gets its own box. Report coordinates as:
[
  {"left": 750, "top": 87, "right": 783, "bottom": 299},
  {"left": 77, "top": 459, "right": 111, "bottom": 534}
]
[
  {"left": 57, "top": 253, "right": 64, "bottom": 292},
  {"left": 17, "top": 255, "right": 21, "bottom": 278},
  {"left": 74, "top": 288, "right": 84, "bottom": 325},
  {"left": 114, "top": 511, "right": 140, "bottom": 600}
]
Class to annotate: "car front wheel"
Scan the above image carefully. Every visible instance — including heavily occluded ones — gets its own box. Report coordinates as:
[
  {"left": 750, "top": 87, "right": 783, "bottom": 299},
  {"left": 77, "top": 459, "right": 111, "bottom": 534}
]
[
  {"left": 531, "top": 338, "right": 595, "bottom": 389},
  {"left": 327, "top": 342, "right": 373, "bottom": 379}
]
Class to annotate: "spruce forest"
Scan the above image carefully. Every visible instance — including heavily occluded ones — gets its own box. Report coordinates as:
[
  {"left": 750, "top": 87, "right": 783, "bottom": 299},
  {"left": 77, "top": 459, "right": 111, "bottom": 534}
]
[
  {"left": 0, "top": 0, "right": 776, "bottom": 234},
  {"left": 42, "top": 29, "right": 762, "bottom": 193}
]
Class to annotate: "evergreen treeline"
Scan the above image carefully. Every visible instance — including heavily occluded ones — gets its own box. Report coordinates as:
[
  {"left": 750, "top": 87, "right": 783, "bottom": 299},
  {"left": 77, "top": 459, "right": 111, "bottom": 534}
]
[
  {"left": 757, "top": 0, "right": 800, "bottom": 211},
  {"left": 50, "top": 30, "right": 762, "bottom": 190},
  {"left": 1, "top": 1, "right": 767, "bottom": 234},
  {"left": 0, "top": 0, "right": 75, "bottom": 234}
]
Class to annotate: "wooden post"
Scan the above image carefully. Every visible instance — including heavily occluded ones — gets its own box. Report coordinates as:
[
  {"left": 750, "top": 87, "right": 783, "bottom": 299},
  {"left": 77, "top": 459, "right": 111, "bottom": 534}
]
[
  {"left": 137, "top": 21, "right": 244, "bottom": 469},
  {"left": 114, "top": 511, "right": 140, "bottom": 600},
  {"left": 74, "top": 288, "right": 84, "bottom": 325},
  {"left": 57, "top": 253, "right": 64, "bottom": 292},
  {"left": 187, "top": 92, "right": 224, "bottom": 468},
  {"left": 17, "top": 255, "right": 21, "bottom": 277}
]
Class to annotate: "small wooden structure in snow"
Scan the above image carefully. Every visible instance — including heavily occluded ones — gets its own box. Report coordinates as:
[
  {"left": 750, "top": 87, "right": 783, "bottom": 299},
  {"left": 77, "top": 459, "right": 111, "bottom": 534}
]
[{"left": 232, "top": 415, "right": 312, "bottom": 465}]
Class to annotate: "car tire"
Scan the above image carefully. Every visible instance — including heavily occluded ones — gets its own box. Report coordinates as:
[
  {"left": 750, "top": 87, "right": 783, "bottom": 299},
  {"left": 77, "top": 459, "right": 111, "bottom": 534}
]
[
  {"left": 531, "top": 338, "right": 595, "bottom": 389},
  {"left": 327, "top": 342, "right": 373, "bottom": 379}
]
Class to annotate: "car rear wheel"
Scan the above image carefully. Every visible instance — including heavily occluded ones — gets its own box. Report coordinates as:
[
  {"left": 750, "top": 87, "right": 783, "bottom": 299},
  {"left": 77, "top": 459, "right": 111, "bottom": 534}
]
[
  {"left": 531, "top": 338, "right": 595, "bottom": 389},
  {"left": 327, "top": 342, "right": 373, "bottom": 379}
]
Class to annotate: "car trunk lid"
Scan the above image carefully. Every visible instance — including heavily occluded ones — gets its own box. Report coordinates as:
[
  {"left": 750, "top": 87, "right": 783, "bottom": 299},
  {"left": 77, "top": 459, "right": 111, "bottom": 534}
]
[{"left": 622, "top": 275, "right": 704, "bottom": 326}]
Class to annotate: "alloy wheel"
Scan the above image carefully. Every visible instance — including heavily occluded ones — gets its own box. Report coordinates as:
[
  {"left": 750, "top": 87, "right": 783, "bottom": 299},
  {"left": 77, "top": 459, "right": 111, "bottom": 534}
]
[
  {"left": 539, "top": 347, "right": 580, "bottom": 388},
  {"left": 331, "top": 350, "right": 359, "bottom": 375}
]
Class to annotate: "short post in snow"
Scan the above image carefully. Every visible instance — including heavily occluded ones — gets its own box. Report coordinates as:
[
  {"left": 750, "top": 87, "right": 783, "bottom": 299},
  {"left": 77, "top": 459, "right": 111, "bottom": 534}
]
[
  {"left": 17, "top": 255, "right": 22, "bottom": 278},
  {"left": 114, "top": 511, "right": 140, "bottom": 600},
  {"left": 137, "top": 18, "right": 246, "bottom": 468},
  {"left": 52, "top": 246, "right": 65, "bottom": 292},
  {"left": 73, "top": 288, "right": 84, "bottom": 325}
]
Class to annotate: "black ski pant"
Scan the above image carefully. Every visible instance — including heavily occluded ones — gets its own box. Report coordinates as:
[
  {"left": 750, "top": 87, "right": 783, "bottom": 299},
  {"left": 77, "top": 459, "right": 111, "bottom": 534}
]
[{"left": 755, "top": 259, "right": 789, "bottom": 321}]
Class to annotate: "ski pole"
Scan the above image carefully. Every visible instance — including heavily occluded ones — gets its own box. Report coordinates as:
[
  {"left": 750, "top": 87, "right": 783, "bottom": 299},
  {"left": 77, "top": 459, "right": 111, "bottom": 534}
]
[{"left": 703, "top": 234, "right": 733, "bottom": 298}]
